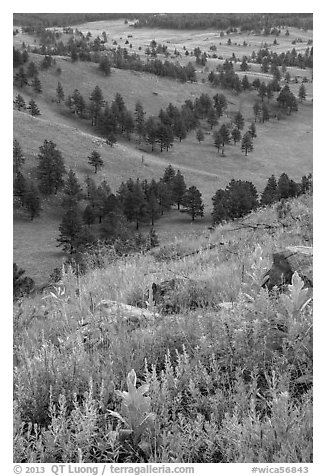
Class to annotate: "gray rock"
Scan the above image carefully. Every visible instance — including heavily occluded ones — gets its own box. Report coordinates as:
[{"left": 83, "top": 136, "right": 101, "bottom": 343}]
[{"left": 262, "top": 247, "right": 313, "bottom": 291}]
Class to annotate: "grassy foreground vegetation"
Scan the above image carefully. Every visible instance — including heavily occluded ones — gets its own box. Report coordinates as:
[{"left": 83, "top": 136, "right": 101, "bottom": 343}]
[{"left": 14, "top": 193, "right": 313, "bottom": 463}]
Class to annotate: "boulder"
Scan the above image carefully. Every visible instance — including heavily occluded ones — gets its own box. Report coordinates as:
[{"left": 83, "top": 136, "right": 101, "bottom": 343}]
[{"left": 262, "top": 246, "right": 313, "bottom": 291}]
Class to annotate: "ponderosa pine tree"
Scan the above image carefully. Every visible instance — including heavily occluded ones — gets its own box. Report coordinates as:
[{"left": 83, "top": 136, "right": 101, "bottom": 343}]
[
  {"left": 82, "top": 204, "right": 96, "bottom": 226},
  {"left": 157, "top": 122, "right": 174, "bottom": 151},
  {"left": 62, "top": 169, "right": 83, "bottom": 208},
  {"left": 253, "top": 102, "right": 261, "bottom": 122},
  {"left": 145, "top": 116, "right": 158, "bottom": 151},
  {"left": 219, "top": 124, "right": 230, "bottom": 147},
  {"left": 88, "top": 150, "right": 103, "bottom": 173},
  {"left": 13, "top": 263, "right": 34, "bottom": 300},
  {"left": 231, "top": 127, "right": 241, "bottom": 144},
  {"left": 89, "top": 85, "right": 105, "bottom": 127},
  {"left": 261, "top": 103, "right": 270, "bottom": 123},
  {"left": 57, "top": 206, "right": 83, "bottom": 254},
  {"left": 196, "top": 128, "right": 204, "bottom": 143},
  {"left": 123, "top": 110, "right": 135, "bottom": 140},
  {"left": 225, "top": 179, "right": 258, "bottom": 219},
  {"left": 146, "top": 191, "right": 160, "bottom": 226},
  {"left": 13, "top": 171, "right": 27, "bottom": 206},
  {"left": 23, "top": 180, "right": 42, "bottom": 220},
  {"left": 134, "top": 101, "right": 146, "bottom": 143},
  {"left": 28, "top": 99, "right": 41, "bottom": 116},
  {"left": 260, "top": 175, "right": 279, "bottom": 205},
  {"left": 26, "top": 61, "right": 38, "bottom": 78},
  {"left": 122, "top": 179, "right": 148, "bottom": 230},
  {"left": 234, "top": 111, "right": 245, "bottom": 130},
  {"left": 31, "top": 76, "right": 42, "bottom": 93},
  {"left": 207, "top": 107, "right": 218, "bottom": 129},
  {"left": 56, "top": 81, "right": 64, "bottom": 103},
  {"left": 157, "top": 179, "right": 173, "bottom": 215},
  {"left": 248, "top": 122, "right": 257, "bottom": 139},
  {"left": 299, "top": 83, "right": 306, "bottom": 102},
  {"left": 13, "top": 139, "right": 25, "bottom": 175},
  {"left": 241, "top": 75, "right": 250, "bottom": 90},
  {"left": 277, "top": 172, "right": 291, "bottom": 199},
  {"left": 36, "top": 140, "right": 66, "bottom": 195},
  {"left": 173, "top": 118, "right": 187, "bottom": 142},
  {"left": 13, "top": 94, "right": 26, "bottom": 111},
  {"left": 182, "top": 185, "right": 204, "bottom": 222},
  {"left": 172, "top": 170, "right": 187, "bottom": 210},
  {"left": 241, "top": 132, "right": 253, "bottom": 156},
  {"left": 212, "top": 189, "right": 229, "bottom": 224},
  {"left": 14, "top": 66, "right": 28, "bottom": 88},
  {"left": 213, "top": 93, "right": 228, "bottom": 117},
  {"left": 98, "top": 55, "right": 111, "bottom": 76},
  {"left": 162, "top": 164, "right": 176, "bottom": 186},
  {"left": 213, "top": 130, "right": 224, "bottom": 155},
  {"left": 258, "top": 82, "right": 267, "bottom": 102}
]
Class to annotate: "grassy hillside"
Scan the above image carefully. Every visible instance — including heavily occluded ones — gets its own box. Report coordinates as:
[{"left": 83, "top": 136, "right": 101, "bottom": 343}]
[
  {"left": 13, "top": 23, "right": 313, "bottom": 285},
  {"left": 13, "top": 193, "right": 313, "bottom": 463}
]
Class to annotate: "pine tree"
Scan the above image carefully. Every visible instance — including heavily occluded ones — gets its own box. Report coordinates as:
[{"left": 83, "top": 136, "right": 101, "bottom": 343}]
[
  {"left": 196, "top": 128, "right": 204, "bottom": 143},
  {"left": 146, "top": 191, "right": 160, "bottom": 225},
  {"left": 23, "top": 180, "right": 42, "bottom": 220},
  {"left": 157, "top": 180, "right": 173, "bottom": 215},
  {"left": 162, "top": 164, "right": 176, "bottom": 186},
  {"left": 241, "top": 75, "right": 250, "bottom": 90},
  {"left": 234, "top": 111, "right": 245, "bottom": 130},
  {"left": 28, "top": 99, "right": 41, "bottom": 116},
  {"left": 261, "top": 103, "right": 270, "bottom": 123},
  {"left": 182, "top": 185, "right": 204, "bottom": 222},
  {"left": 207, "top": 108, "right": 218, "bottom": 129},
  {"left": 212, "top": 189, "right": 229, "bottom": 224},
  {"left": 231, "top": 128, "right": 241, "bottom": 144},
  {"left": 31, "top": 75, "right": 42, "bottom": 93},
  {"left": 253, "top": 102, "right": 262, "bottom": 122},
  {"left": 213, "top": 131, "right": 224, "bottom": 155},
  {"left": 173, "top": 118, "right": 187, "bottom": 142},
  {"left": 248, "top": 122, "right": 257, "bottom": 139},
  {"left": 241, "top": 132, "right": 254, "bottom": 156},
  {"left": 123, "top": 110, "right": 135, "bottom": 140},
  {"left": 298, "top": 83, "right": 306, "bottom": 102},
  {"left": 14, "top": 66, "right": 28, "bottom": 88},
  {"left": 82, "top": 204, "right": 96, "bottom": 226},
  {"left": 13, "top": 171, "right": 27, "bottom": 206},
  {"left": 56, "top": 81, "right": 64, "bottom": 103},
  {"left": 261, "top": 175, "right": 279, "bottom": 205},
  {"left": 122, "top": 179, "right": 148, "bottom": 229},
  {"left": 157, "top": 123, "right": 174, "bottom": 152},
  {"left": 258, "top": 82, "right": 267, "bottom": 102},
  {"left": 219, "top": 124, "right": 230, "bottom": 147},
  {"left": 13, "top": 263, "right": 34, "bottom": 300},
  {"left": 277, "top": 173, "right": 291, "bottom": 199},
  {"left": 62, "top": 169, "right": 83, "bottom": 207},
  {"left": 57, "top": 206, "right": 83, "bottom": 253},
  {"left": 13, "top": 139, "right": 25, "bottom": 175},
  {"left": 26, "top": 61, "right": 38, "bottom": 78},
  {"left": 98, "top": 55, "right": 111, "bottom": 76},
  {"left": 134, "top": 101, "right": 146, "bottom": 143},
  {"left": 88, "top": 150, "right": 103, "bottom": 173},
  {"left": 89, "top": 85, "right": 105, "bottom": 127},
  {"left": 213, "top": 93, "right": 228, "bottom": 117},
  {"left": 172, "top": 170, "right": 187, "bottom": 210},
  {"left": 225, "top": 179, "right": 259, "bottom": 219},
  {"left": 36, "top": 140, "right": 66, "bottom": 195},
  {"left": 13, "top": 94, "right": 26, "bottom": 111}
]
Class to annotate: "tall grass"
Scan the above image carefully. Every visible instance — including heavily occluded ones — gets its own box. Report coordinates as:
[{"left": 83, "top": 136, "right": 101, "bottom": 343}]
[{"left": 13, "top": 194, "right": 313, "bottom": 463}]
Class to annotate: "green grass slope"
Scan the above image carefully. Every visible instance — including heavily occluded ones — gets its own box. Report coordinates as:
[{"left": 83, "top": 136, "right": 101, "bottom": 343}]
[{"left": 13, "top": 37, "right": 312, "bottom": 284}]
